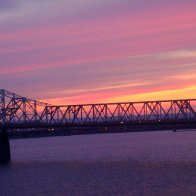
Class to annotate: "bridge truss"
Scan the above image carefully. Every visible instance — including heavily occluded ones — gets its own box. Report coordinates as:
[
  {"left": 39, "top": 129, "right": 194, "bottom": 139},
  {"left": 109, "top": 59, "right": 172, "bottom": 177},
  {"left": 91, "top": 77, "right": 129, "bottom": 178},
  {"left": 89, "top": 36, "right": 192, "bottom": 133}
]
[
  {"left": 0, "top": 89, "right": 48, "bottom": 126},
  {"left": 0, "top": 89, "right": 196, "bottom": 129}
]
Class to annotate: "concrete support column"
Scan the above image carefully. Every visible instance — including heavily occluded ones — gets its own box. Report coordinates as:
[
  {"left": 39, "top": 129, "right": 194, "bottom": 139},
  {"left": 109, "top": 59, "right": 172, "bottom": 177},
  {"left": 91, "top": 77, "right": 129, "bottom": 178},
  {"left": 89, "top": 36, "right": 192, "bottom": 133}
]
[{"left": 0, "top": 128, "right": 10, "bottom": 163}]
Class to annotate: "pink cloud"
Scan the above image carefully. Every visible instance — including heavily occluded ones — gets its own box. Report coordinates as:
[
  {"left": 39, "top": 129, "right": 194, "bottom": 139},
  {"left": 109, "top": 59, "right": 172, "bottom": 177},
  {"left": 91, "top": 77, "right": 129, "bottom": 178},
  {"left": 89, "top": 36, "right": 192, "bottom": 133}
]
[{"left": 0, "top": 0, "right": 196, "bottom": 103}]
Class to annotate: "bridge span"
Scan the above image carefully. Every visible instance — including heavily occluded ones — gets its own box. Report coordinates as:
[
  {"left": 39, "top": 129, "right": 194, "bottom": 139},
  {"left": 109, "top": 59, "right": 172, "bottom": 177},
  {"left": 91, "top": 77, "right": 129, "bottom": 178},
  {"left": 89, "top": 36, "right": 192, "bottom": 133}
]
[{"left": 0, "top": 89, "right": 196, "bottom": 163}]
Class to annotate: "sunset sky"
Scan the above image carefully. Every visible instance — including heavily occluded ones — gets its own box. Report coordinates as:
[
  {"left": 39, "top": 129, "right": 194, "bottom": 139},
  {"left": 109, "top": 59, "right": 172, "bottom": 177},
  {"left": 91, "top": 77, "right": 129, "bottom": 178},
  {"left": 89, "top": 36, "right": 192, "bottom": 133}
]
[{"left": 1, "top": 0, "right": 196, "bottom": 104}]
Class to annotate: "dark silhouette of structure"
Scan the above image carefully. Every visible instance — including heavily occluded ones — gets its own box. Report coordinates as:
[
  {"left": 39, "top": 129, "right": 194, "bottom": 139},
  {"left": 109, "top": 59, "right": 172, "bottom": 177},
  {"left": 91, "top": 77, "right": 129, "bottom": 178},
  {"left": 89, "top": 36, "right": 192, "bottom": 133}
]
[{"left": 0, "top": 89, "right": 196, "bottom": 163}]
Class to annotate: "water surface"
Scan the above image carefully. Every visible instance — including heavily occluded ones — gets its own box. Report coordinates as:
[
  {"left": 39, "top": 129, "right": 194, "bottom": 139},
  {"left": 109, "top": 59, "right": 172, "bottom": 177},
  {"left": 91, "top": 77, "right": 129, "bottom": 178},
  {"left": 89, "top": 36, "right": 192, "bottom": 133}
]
[{"left": 0, "top": 130, "right": 196, "bottom": 195}]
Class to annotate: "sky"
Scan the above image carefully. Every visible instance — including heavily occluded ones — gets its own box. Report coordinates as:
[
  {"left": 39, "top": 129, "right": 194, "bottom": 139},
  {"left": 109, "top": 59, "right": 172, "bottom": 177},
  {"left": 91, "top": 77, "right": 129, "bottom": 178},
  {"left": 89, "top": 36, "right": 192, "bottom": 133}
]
[{"left": 0, "top": 0, "right": 196, "bottom": 104}]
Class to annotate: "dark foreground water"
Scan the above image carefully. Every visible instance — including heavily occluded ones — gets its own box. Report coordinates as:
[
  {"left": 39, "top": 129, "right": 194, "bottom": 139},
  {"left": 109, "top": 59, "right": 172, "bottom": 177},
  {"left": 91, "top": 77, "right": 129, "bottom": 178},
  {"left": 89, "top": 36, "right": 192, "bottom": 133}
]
[{"left": 0, "top": 130, "right": 196, "bottom": 196}]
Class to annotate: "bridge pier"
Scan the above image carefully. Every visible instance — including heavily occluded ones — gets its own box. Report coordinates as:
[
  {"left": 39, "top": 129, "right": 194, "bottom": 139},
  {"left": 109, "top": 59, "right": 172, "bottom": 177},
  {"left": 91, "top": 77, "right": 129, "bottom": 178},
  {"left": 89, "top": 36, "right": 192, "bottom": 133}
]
[{"left": 0, "top": 128, "right": 10, "bottom": 164}]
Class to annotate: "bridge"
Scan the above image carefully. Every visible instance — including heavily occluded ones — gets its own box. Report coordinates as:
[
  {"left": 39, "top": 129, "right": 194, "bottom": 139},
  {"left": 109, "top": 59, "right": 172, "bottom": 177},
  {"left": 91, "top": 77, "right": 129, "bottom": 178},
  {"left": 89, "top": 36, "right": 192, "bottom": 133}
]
[{"left": 0, "top": 89, "right": 196, "bottom": 163}]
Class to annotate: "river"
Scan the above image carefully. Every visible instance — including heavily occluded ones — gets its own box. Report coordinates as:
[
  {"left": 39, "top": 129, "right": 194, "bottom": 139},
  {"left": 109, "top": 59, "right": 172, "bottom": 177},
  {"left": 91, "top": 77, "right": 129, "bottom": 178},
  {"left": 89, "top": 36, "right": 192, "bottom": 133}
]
[{"left": 0, "top": 130, "right": 196, "bottom": 195}]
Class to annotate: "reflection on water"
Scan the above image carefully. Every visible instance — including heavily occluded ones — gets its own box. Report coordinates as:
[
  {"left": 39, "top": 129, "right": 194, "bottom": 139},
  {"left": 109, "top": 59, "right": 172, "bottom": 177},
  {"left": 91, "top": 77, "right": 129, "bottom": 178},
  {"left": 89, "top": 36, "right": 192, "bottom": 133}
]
[{"left": 0, "top": 130, "right": 196, "bottom": 195}]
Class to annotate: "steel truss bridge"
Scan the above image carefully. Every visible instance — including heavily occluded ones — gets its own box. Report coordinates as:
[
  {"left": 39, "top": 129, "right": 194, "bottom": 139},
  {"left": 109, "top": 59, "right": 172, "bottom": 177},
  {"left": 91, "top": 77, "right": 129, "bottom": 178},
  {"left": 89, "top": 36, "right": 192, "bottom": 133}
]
[{"left": 0, "top": 89, "right": 196, "bottom": 131}]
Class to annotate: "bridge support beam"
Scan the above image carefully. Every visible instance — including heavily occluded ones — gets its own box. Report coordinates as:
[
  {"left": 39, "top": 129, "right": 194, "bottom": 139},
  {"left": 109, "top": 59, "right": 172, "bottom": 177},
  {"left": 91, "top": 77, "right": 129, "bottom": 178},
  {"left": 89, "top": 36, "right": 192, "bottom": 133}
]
[{"left": 0, "top": 128, "right": 10, "bottom": 164}]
